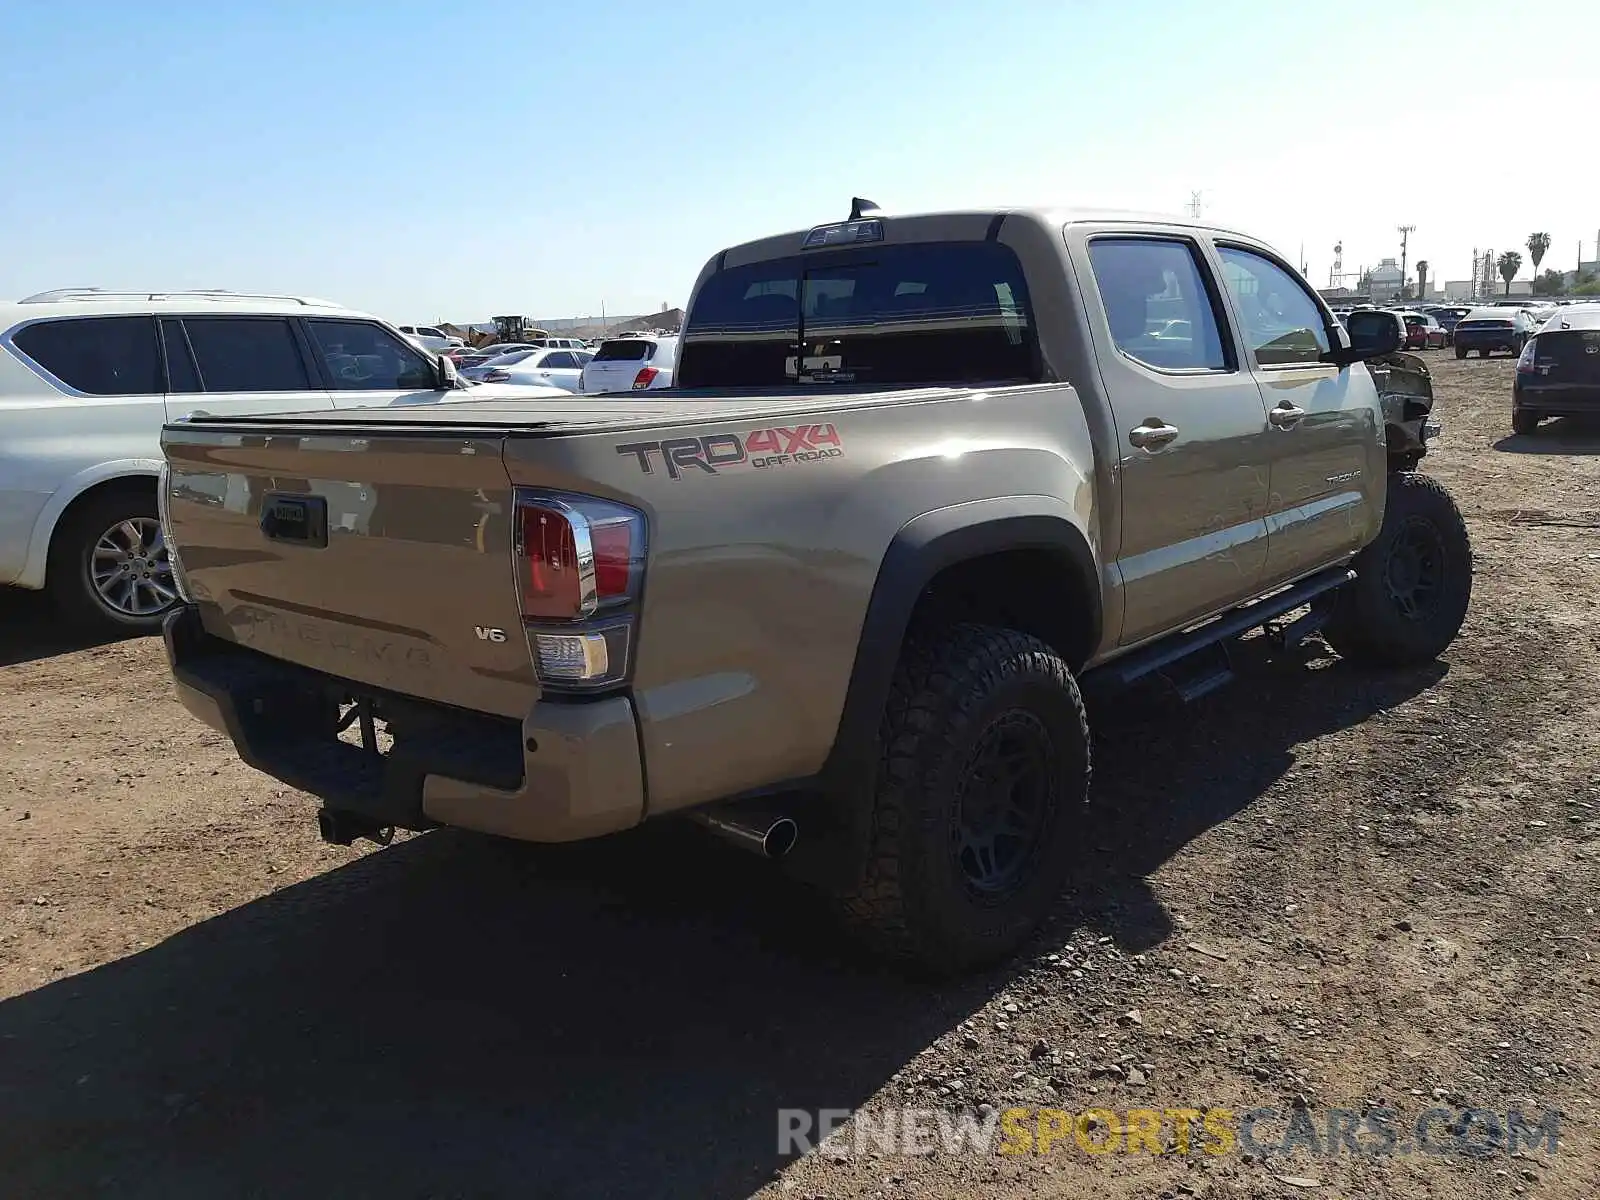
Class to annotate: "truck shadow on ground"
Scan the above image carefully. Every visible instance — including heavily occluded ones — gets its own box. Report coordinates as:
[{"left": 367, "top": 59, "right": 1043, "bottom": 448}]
[
  {"left": 0, "top": 589, "right": 127, "bottom": 668},
  {"left": 1493, "top": 416, "right": 1600, "bottom": 455},
  {"left": 0, "top": 638, "right": 1445, "bottom": 1199}
]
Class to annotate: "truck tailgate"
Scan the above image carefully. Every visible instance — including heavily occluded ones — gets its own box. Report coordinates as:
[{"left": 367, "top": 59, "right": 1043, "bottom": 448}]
[{"left": 162, "top": 425, "right": 536, "bottom": 719}]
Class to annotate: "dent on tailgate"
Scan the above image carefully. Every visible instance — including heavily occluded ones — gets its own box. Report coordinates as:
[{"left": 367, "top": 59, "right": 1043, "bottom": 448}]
[{"left": 162, "top": 426, "right": 538, "bottom": 719}]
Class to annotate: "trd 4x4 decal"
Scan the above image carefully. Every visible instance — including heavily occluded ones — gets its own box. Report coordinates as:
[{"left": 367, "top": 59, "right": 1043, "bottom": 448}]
[{"left": 616, "top": 423, "right": 843, "bottom": 480}]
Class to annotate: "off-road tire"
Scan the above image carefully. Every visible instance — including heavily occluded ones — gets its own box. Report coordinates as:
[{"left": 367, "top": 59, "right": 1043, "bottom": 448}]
[
  {"left": 833, "top": 624, "right": 1091, "bottom": 975},
  {"left": 1512, "top": 409, "right": 1541, "bottom": 436},
  {"left": 47, "top": 486, "right": 176, "bottom": 635},
  {"left": 1454, "top": 345, "right": 1467, "bottom": 359},
  {"left": 1323, "top": 472, "right": 1472, "bottom": 667}
]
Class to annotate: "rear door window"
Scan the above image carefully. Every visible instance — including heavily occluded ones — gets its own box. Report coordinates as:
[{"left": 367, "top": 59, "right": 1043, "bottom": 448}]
[
  {"left": 182, "top": 318, "right": 316, "bottom": 392},
  {"left": 676, "top": 241, "right": 1039, "bottom": 388},
  {"left": 543, "top": 351, "right": 576, "bottom": 369},
  {"left": 1087, "top": 238, "right": 1230, "bottom": 371},
  {"left": 304, "top": 319, "right": 436, "bottom": 390},
  {"left": 12, "top": 316, "right": 162, "bottom": 395}
]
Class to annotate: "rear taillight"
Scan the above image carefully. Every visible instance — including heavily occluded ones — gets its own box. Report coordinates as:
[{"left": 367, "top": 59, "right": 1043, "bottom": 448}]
[
  {"left": 513, "top": 490, "right": 646, "bottom": 691},
  {"left": 1516, "top": 337, "right": 1538, "bottom": 373},
  {"left": 631, "top": 366, "right": 659, "bottom": 389}
]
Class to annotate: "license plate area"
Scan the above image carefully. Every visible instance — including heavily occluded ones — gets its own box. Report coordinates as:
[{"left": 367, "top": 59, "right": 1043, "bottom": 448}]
[{"left": 260, "top": 493, "right": 329, "bottom": 548}]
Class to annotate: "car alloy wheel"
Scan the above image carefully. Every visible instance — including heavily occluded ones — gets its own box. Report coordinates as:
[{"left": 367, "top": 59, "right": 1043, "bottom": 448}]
[
  {"left": 1382, "top": 515, "right": 1445, "bottom": 622},
  {"left": 951, "top": 710, "right": 1057, "bottom": 900},
  {"left": 89, "top": 516, "right": 177, "bottom": 618}
]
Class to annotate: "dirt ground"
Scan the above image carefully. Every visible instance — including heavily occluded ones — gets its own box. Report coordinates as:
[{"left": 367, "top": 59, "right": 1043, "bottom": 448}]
[{"left": 2, "top": 352, "right": 1597, "bottom": 1199}]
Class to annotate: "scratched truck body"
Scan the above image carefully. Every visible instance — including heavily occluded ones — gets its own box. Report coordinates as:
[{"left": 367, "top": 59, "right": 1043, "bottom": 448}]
[{"left": 159, "top": 204, "right": 1471, "bottom": 973}]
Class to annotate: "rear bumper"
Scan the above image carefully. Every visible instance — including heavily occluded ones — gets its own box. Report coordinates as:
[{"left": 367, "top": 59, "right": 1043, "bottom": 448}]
[
  {"left": 163, "top": 606, "right": 645, "bottom": 842},
  {"left": 1457, "top": 336, "right": 1518, "bottom": 352},
  {"left": 1514, "top": 380, "right": 1600, "bottom": 415}
]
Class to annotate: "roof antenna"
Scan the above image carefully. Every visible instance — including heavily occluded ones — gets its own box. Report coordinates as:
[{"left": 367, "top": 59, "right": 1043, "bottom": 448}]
[{"left": 849, "top": 197, "right": 881, "bottom": 221}]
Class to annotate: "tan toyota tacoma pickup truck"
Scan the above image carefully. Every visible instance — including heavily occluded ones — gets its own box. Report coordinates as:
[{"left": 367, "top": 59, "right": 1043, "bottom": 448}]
[{"left": 158, "top": 202, "right": 1470, "bottom": 973}]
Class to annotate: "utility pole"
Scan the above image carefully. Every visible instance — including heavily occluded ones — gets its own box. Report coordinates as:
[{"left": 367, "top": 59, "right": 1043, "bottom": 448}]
[
  {"left": 1397, "top": 224, "right": 1416, "bottom": 297},
  {"left": 1470, "top": 247, "right": 1478, "bottom": 300},
  {"left": 1186, "top": 191, "right": 1203, "bottom": 220}
]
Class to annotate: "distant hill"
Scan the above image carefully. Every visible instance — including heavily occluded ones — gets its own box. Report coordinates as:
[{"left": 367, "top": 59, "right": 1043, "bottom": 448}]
[
  {"left": 613, "top": 308, "right": 683, "bottom": 333},
  {"left": 556, "top": 309, "right": 683, "bottom": 340}
]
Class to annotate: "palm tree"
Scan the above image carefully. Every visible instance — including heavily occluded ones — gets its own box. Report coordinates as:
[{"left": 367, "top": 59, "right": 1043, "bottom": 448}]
[
  {"left": 1497, "top": 250, "right": 1523, "bottom": 295},
  {"left": 1527, "top": 233, "right": 1550, "bottom": 282}
]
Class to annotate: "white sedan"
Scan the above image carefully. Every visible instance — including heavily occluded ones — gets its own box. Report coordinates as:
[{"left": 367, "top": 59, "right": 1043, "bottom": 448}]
[{"left": 474, "top": 347, "right": 594, "bottom": 392}]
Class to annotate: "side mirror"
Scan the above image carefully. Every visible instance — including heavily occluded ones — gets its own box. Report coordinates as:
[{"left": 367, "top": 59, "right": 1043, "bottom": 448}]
[
  {"left": 1327, "top": 310, "right": 1401, "bottom": 365},
  {"left": 438, "top": 354, "right": 461, "bottom": 389}
]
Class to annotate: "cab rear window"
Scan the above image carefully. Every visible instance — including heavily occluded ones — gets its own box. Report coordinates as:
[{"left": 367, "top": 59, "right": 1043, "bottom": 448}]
[{"left": 676, "top": 241, "right": 1040, "bottom": 388}]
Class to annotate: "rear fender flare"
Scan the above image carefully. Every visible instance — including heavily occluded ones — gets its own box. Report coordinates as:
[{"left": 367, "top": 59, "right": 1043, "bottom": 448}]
[
  {"left": 781, "top": 499, "right": 1100, "bottom": 891},
  {"left": 822, "top": 496, "right": 1101, "bottom": 792}
]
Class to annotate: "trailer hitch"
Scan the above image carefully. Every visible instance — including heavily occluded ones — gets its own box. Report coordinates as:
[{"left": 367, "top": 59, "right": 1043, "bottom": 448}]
[{"left": 317, "top": 808, "right": 395, "bottom": 848}]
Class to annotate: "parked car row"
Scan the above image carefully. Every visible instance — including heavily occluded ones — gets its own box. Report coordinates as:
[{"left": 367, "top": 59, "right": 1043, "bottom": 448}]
[
  {"left": 1326, "top": 299, "right": 1567, "bottom": 356},
  {"left": 453, "top": 334, "right": 680, "bottom": 393}
]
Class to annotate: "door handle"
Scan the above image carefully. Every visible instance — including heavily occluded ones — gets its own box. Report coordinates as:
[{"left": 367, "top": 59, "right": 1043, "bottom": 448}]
[
  {"left": 1128, "top": 420, "right": 1180, "bottom": 450},
  {"left": 1269, "top": 402, "right": 1307, "bottom": 429}
]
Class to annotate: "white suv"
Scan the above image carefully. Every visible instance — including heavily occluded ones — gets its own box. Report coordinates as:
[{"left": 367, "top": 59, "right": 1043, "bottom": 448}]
[
  {"left": 396, "top": 324, "right": 461, "bottom": 353},
  {"left": 0, "top": 288, "right": 561, "bottom": 633}
]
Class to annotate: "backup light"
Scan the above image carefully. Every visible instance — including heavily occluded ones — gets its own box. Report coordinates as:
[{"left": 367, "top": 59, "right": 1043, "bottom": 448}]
[{"left": 513, "top": 489, "right": 646, "bottom": 692}]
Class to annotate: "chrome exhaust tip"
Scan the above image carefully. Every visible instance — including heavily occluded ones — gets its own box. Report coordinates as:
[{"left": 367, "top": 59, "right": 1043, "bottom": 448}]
[{"left": 692, "top": 806, "right": 798, "bottom": 859}]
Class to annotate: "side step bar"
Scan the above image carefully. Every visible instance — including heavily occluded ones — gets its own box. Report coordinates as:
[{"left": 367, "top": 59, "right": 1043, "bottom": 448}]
[{"left": 1103, "top": 567, "right": 1354, "bottom": 691}]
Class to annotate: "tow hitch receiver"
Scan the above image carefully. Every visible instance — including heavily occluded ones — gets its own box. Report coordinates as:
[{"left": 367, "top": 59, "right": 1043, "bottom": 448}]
[{"left": 317, "top": 808, "right": 395, "bottom": 847}]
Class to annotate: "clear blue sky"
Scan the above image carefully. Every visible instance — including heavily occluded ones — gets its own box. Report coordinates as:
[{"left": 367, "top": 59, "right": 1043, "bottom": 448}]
[{"left": 2, "top": 0, "right": 1595, "bottom": 322}]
